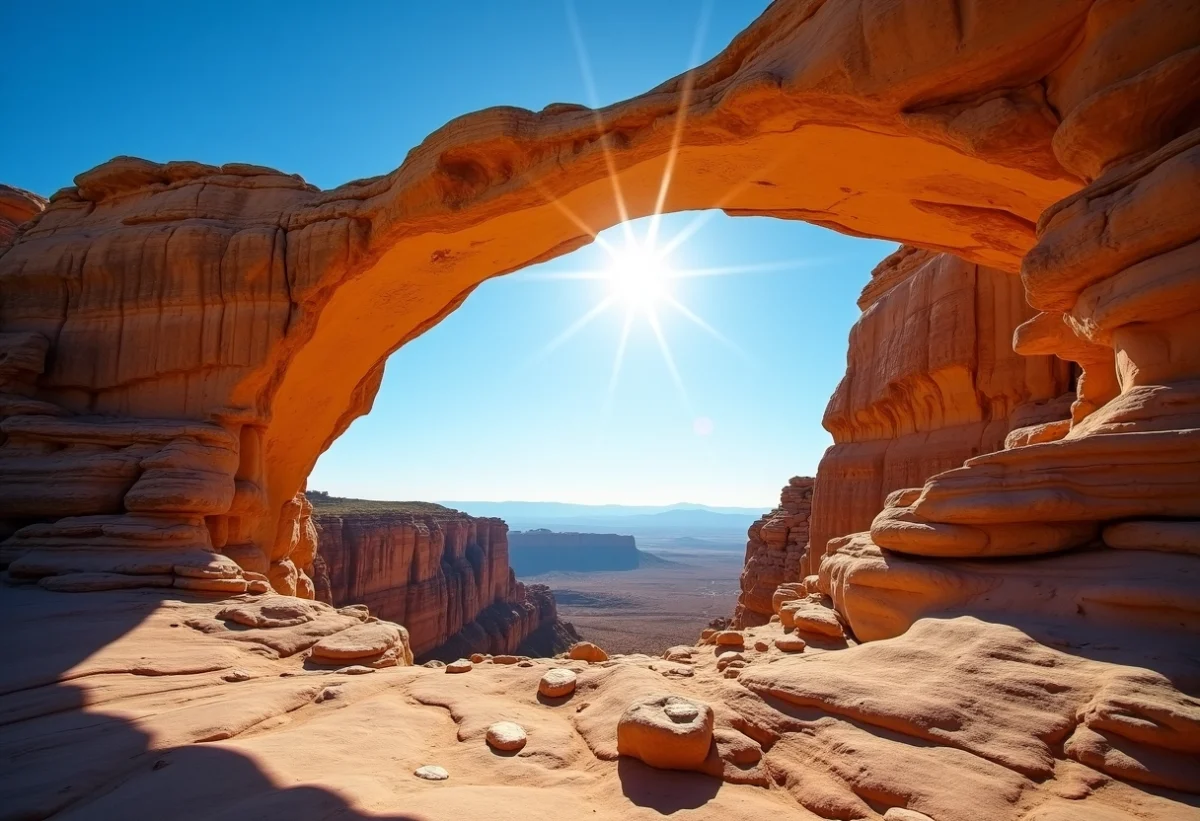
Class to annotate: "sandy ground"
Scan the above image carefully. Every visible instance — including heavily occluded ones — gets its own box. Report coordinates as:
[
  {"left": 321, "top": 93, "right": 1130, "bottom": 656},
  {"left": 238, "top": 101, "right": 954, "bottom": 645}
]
[
  {"left": 2, "top": 584, "right": 1197, "bottom": 820},
  {"left": 521, "top": 550, "right": 744, "bottom": 654}
]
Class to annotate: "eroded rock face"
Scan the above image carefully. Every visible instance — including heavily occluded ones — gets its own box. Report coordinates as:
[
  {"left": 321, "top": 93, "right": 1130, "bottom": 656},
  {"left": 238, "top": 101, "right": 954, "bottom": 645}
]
[
  {"left": 0, "top": 0, "right": 1127, "bottom": 588},
  {"left": 733, "top": 477, "right": 813, "bottom": 627},
  {"left": 1, "top": 0, "right": 1199, "bottom": 810},
  {"left": 312, "top": 507, "right": 560, "bottom": 660},
  {"left": 0, "top": 185, "right": 45, "bottom": 249},
  {"left": 807, "top": 248, "right": 1075, "bottom": 574}
]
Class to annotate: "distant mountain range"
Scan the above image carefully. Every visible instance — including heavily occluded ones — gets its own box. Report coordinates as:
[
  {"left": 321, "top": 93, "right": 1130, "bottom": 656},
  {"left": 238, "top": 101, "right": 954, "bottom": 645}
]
[
  {"left": 439, "top": 501, "right": 768, "bottom": 519},
  {"left": 439, "top": 501, "right": 767, "bottom": 543}
]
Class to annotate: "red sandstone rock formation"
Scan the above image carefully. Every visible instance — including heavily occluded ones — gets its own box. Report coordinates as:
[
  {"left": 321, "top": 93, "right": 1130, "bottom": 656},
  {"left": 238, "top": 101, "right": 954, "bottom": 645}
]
[
  {"left": 0, "top": 1, "right": 1198, "bottom": 817},
  {"left": 733, "top": 477, "right": 813, "bottom": 627},
  {"left": 806, "top": 248, "right": 1075, "bottom": 574},
  {"left": 0, "top": 0, "right": 1127, "bottom": 591},
  {"left": 312, "top": 506, "right": 561, "bottom": 659},
  {"left": 0, "top": 185, "right": 44, "bottom": 249}
]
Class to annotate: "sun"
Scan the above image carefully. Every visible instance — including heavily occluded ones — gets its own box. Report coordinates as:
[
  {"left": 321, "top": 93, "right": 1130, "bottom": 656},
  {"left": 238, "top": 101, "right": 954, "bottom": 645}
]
[{"left": 606, "top": 243, "right": 672, "bottom": 311}]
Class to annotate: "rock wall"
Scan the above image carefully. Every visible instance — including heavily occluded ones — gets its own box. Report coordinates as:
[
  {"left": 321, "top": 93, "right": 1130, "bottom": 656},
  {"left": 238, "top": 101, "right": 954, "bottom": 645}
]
[
  {"left": 0, "top": 0, "right": 1195, "bottom": 705},
  {"left": 0, "top": 185, "right": 45, "bottom": 249},
  {"left": 0, "top": 0, "right": 1113, "bottom": 592},
  {"left": 508, "top": 530, "right": 639, "bottom": 575},
  {"left": 733, "top": 477, "right": 813, "bottom": 627},
  {"left": 806, "top": 248, "right": 1075, "bottom": 575},
  {"left": 312, "top": 507, "right": 561, "bottom": 659}
]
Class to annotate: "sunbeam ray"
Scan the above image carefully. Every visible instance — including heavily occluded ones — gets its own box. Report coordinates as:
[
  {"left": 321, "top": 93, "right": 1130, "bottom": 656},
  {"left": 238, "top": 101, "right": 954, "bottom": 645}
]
[
  {"left": 516, "top": 268, "right": 612, "bottom": 282},
  {"left": 565, "top": 1, "right": 636, "bottom": 247},
  {"left": 666, "top": 255, "right": 844, "bottom": 279},
  {"left": 531, "top": 181, "right": 619, "bottom": 256},
  {"left": 646, "top": 0, "right": 713, "bottom": 250},
  {"left": 655, "top": 153, "right": 790, "bottom": 259},
  {"left": 602, "top": 310, "right": 636, "bottom": 416},
  {"left": 662, "top": 294, "right": 757, "bottom": 370},
  {"left": 646, "top": 306, "right": 691, "bottom": 412},
  {"left": 536, "top": 295, "right": 617, "bottom": 360},
  {"left": 662, "top": 295, "right": 732, "bottom": 348}
]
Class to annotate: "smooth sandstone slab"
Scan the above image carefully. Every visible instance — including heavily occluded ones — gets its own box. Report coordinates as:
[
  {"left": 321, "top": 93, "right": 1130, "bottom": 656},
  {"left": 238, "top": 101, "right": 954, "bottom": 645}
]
[
  {"left": 309, "top": 622, "right": 404, "bottom": 661},
  {"left": 1103, "top": 520, "right": 1200, "bottom": 555}
]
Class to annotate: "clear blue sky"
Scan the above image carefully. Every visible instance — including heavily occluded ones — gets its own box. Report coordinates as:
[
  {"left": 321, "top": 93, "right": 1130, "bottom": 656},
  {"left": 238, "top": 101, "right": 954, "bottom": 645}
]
[{"left": 2, "top": 2, "right": 895, "bottom": 508}]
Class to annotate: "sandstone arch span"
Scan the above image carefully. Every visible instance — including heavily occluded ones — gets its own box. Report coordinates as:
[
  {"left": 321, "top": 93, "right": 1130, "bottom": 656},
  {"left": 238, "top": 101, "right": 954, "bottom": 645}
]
[{"left": 1, "top": 0, "right": 1197, "bottom": 611}]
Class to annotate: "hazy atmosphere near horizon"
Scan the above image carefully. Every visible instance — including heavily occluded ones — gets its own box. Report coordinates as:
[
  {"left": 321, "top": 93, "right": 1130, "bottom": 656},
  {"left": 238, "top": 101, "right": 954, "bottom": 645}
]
[{"left": 3, "top": 1, "right": 896, "bottom": 508}]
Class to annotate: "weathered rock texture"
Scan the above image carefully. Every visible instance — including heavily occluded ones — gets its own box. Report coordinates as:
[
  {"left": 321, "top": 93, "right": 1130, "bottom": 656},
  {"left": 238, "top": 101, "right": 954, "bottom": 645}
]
[
  {"left": 0, "top": 185, "right": 45, "bottom": 249},
  {"left": 733, "top": 477, "right": 813, "bottom": 627},
  {"left": 0, "top": 0, "right": 1139, "bottom": 591},
  {"left": 312, "top": 506, "right": 562, "bottom": 660},
  {"left": 807, "top": 248, "right": 1075, "bottom": 574},
  {"left": 5, "top": 587, "right": 1194, "bottom": 820},
  {"left": 508, "top": 529, "right": 639, "bottom": 575},
  {"left": 1, "top": 0, "right": 1199, "bottom": 814}
]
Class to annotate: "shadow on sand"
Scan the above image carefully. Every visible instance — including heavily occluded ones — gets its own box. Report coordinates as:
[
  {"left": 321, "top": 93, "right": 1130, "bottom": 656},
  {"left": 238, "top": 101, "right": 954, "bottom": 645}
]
[{"left": 0, "top": 585, "right": 422, "bottom": 821}]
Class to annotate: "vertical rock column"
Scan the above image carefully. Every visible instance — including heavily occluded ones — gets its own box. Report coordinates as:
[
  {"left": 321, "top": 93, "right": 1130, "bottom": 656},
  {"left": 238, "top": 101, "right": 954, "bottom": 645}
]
[{"left": 732, "top": 477, "right": 813, "bottom": 627}]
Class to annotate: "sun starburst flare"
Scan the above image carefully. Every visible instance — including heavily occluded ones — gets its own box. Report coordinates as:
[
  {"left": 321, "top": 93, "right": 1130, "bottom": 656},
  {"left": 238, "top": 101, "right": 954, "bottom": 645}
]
[{"left": 526, "top": 2, "right": 830, "bottom": 421}]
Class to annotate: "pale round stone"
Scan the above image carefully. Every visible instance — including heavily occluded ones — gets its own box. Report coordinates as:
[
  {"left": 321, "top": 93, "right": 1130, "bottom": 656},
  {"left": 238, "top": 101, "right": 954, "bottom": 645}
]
[
  {"left": 486, "top": 721, "right": 527, "bottom": 752},
  {"left": 539, "top": 667, "right": 578, "bottom": 698},
  {"left": 413, "top": 765, "right": 449, "bottom": 781},
  {"left": 446, "top": 658, "right": 473, "bottom": 673}
]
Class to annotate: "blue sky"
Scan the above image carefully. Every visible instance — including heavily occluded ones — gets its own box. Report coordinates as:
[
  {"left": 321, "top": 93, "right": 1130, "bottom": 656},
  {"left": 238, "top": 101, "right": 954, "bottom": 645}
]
[{"left": 3, "top": 2, "right": 896, "bottom": 508}]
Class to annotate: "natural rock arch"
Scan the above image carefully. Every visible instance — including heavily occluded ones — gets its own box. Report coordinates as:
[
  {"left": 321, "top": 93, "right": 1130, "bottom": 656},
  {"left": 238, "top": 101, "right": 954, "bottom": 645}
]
[{"left": 1, "top": 0, "right": 1197, "bottom": 615}]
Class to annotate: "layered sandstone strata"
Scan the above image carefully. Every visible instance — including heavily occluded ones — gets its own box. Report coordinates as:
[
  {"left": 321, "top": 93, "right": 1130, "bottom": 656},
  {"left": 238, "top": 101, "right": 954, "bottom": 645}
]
[
  {"left": 807, "top": 248, "right": 1075, "bottom": 574},
  {"left": 0, "top": 0, "right": 1198, "bottom": 816},
  {"left": 0, "top": 0, "right": 1122, "bottom": 590},
  {"left": 813, "top": 0, "right": 1200, "bottom": 651},
  {"left": 311, "top": 505, "right": 560, "bottom": 659},
  {"left": 733, "top": 476, "right": 813, "bottom": 627}
]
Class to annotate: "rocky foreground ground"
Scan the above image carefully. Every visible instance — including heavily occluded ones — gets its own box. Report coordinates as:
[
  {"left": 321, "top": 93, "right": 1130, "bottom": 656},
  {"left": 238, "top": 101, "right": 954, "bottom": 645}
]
[{"left": 3, "top": 584, "right": 1195, "bottom": 821}]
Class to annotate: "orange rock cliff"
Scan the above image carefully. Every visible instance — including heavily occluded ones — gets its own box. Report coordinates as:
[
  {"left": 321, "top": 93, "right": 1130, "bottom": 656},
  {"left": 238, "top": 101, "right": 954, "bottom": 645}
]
[
  {"left": 1, "top": 0, "right": 1199, "bottom": 818},
  {"left": 311, "top": 504, "right": 571, "bottom": 659}
]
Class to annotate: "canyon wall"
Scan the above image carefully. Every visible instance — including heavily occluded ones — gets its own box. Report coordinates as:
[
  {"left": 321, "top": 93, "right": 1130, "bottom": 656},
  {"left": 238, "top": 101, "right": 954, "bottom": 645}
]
[
  {"left": 312, "top": 505, "right": 566, "bottom": 660},
  {"left": 0, "top": 0, "right": 1195, "bottom": 693},
  {"left": 733, "top": 477, "right": 813, "bottom": 627},
  {"left": 0, "top": 0, "right": 1117, "bottom": 593},
  {"left": 508, "top": 530, "right": 639, "bottom": 575},
  {"left": 805, "top": 248, "right": 1075, "bottom": 574}
]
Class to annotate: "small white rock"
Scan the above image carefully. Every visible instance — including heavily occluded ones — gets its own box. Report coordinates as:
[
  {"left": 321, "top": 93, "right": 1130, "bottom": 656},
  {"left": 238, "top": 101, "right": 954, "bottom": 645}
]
[
  {"left": 538, "top": 667, "right": 577, "bottom": 698},
  {"left": 413, "top": 765, "right": 449, "bottom": 781},
  {"left": 486, "top": 721, "right": 528, "bottom": 752}
]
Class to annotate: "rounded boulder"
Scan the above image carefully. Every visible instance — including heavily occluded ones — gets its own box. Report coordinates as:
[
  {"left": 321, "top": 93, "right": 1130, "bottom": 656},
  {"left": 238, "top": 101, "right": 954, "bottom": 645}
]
[
  {"left": 486, "top": 721, "right": 528, "bottom": 752},
  {"left": 567, "top": 641, "right": 608, "bottom": 663},
  {"left": 539, "top": 667, "right": 578, "bottom": 698},
  {"left": 616, "top": 694, "right": 714, "bottom": 771}
]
